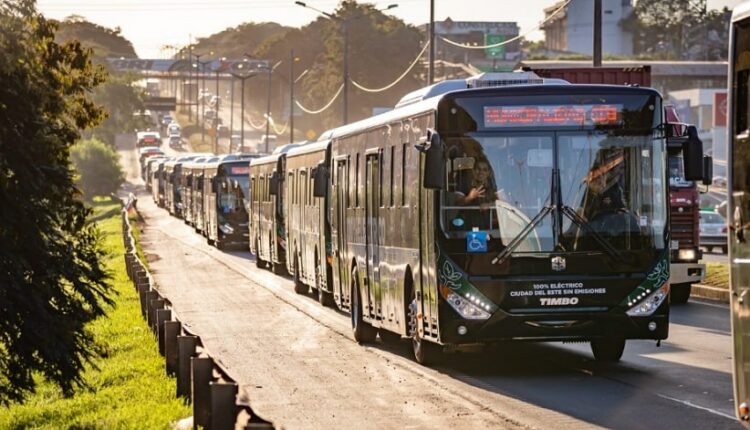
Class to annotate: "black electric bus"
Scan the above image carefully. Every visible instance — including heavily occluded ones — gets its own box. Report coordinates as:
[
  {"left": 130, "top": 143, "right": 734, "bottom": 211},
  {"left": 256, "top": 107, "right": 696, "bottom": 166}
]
[
  {"left": 181, "top": 156, "right": 211, "bottom": 227},
  {"left": 284, "top": 140, "right": 335, "bottom": 306},
  {"left": 728, "top": 3, "right": 750, "bottom": 425},
  {"left": 249, "top": 145, "right": 296, "bottom": 274},
  {"left": 193, "top": 156, "right": 221, "bottom": 234},
  {"left": 317, "top": 75, "right": 705, "bottom": 364},
  {"left": 152, "top": 158, "right": 171, "bottom": 208},
  {"left": 202, "top": 154, "right": 257, "bottom": 249}
]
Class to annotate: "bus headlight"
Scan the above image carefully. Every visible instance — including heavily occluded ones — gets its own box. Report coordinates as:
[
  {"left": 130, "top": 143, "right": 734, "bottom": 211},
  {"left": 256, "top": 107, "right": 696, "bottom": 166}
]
[
  {"left": 626, "top": 284, "right": 669, "bottom": 317},
  {"left": 440, "top": 286, "right": 491, "bottom": 320},
  {"left": 219, "top": 223, "right": 234, "bottom": 235},
  {"left": 677, "top": 249, "right": 696, "bottom": 261}
]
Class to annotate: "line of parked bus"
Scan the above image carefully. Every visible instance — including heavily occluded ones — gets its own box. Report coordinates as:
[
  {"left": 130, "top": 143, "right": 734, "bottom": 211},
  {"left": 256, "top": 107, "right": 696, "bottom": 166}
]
[{"left": 145, "top": 71, "right": 710, "bottom": 365}]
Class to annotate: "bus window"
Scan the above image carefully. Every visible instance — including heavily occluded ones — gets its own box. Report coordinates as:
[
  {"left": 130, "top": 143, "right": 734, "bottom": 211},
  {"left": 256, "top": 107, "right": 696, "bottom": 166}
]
[
  {"left": 389, "top": 146, "right": 395, "bottom": 207},
  {"left": 402, "top": 143, "right": 407, "bottom": 207}
]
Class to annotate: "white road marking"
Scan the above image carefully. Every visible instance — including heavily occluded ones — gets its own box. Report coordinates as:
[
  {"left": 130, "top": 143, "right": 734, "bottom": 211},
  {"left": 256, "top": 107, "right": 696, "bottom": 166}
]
[{"left": 657, "top": 393, "right": 736, "bottom": 421}]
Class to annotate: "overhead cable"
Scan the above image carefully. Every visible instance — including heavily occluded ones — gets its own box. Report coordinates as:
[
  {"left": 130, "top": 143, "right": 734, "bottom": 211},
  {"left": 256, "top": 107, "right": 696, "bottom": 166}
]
[
  {"left": 295, "top": 83, "right": 344, "bottom": 115},
  {"left": 350, "top": 41, "right": 430, "bottom": 93},
  {"left": 439, "top": 0, "right": 571, "bottom": 50}
]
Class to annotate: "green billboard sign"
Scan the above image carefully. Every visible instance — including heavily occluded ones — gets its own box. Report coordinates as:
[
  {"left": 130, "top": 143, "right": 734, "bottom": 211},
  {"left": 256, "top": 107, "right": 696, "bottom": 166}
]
[{"left": 485, "top": 34, "right": 505, "bottom": 59}]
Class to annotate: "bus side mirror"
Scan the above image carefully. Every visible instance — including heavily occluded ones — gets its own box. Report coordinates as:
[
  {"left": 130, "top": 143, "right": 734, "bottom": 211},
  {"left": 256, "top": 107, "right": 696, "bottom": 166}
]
[
  {"left": 683, "top": 126, "right": 704, "bottom": 181},
  {"left": 187, "top": 176, "right": 193, "bottom": 187},
  {"left": 702, "top": 155, "right": 713, "bottom": 186},
  {"left": 422, "top": 129, "right": 444, "bottom": 190},
  {"left": 313, "top": 164, "right": 328, "bottom": 197},
  {"left": 211, "top": 177, "right": 218, "bottom": 193},
  {"left": 269, "top": 172, "right": 279, "bottom": 196}
]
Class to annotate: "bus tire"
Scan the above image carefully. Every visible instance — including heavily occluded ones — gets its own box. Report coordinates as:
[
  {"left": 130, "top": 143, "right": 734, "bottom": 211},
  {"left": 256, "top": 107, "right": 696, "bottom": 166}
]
[
  {"left": 591, "top": 338, "right": 625, "bottom": 362},
  {"left": 316, "top": 263, "right": 334, "bottom": 307},
  {"left": 254, "top": 240, "right": 265, "bottom": 269},
  {"left": 293, "top": 257, "right": 307, "bottom": 294},
  {"left": 351, "top": 268, "right": 376, "bottom": 344},
  {"left": 670, "top": 283, "right": 691, "bottom": 304},
  {"left": 272, "top": 262, "right": 287, "bottom": 276},
  {"left": 408, "top": 289, "right": 441, "bottom": 365}
]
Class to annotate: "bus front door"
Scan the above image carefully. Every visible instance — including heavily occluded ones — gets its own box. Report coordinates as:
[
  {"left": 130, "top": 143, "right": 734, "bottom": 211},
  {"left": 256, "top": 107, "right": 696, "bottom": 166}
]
[
  {"left": 335, "top": 159, "right": 348, "bottom": 304},
  {"left": 365, "top": 153, "right": 382, "bottom": 321}
]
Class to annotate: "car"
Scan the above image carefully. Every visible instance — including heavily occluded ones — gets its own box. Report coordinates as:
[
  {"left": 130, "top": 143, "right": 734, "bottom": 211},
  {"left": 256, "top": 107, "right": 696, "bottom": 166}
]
[
  {"left": 699, "top": 209, "right": 727, "bottom": 253},
  {"left": 712, "top": 176, "right": 727, "bottom": 188},
  {"left": 167, "top": 123, "right": 181, "bottom": 137},
  {"left": 169, "top": 135, "right": 183, "bottom": 149},
  {"left": 136, "top": 131, "right": 161, "bottom": 147},
  {"left": 203, "top": 109, "right": 216, "bottom": 121},
  {"left": 160, "top": 114, "right": 173, "bottom": 127}
]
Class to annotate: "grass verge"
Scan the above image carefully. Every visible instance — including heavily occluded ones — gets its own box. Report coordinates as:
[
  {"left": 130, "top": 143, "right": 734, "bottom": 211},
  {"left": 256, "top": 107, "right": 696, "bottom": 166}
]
[
  {"left": 703, "top": 262, "right": 729, "bottom": 289},
  {"left": 0, "top": 197, "right": 190, "bottom": 429}
]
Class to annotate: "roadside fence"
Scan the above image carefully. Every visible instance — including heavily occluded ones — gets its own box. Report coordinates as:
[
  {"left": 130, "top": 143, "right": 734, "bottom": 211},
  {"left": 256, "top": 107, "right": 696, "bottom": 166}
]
[{"left": 122, "top": 208, "right": 275, "bottom": 430}]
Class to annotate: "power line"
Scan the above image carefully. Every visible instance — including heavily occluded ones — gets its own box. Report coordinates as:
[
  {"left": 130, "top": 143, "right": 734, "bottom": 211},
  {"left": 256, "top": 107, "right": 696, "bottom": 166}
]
[
  {"left": 439, "top": 0, "right": 571, "bottom": 50},
  {"left": 350, "top": 41, "right": 429, "bottom": 93},
  {"left": 295, "top": 84, "right": 344, "bottom": 115}
]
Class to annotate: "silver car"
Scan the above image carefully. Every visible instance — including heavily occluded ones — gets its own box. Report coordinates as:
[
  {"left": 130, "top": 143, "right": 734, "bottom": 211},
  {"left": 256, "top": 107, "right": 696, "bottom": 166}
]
[{"left": 700, "top": 210, "right": 727, "bottom": 253}]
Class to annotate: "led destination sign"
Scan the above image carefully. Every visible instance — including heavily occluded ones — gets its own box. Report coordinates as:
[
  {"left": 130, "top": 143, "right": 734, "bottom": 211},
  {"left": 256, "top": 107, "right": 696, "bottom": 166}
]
[
  {"left": 229, "top": 166, "right": 250, "bottom": 175},
  {"left": 484, "top": 104, "right": 622, "bottom": 128}
]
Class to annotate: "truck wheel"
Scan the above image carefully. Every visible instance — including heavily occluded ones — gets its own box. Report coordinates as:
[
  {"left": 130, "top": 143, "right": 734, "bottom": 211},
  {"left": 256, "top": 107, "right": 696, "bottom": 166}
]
[
  {"left": 670, "top": 283, "right": 691, "bottom": 304},
  {"left": 351, "top": 268, "right": 377, "bottom": 344},
  {"left": 591, "top": 338, "right": 625, "bottom": 362}
]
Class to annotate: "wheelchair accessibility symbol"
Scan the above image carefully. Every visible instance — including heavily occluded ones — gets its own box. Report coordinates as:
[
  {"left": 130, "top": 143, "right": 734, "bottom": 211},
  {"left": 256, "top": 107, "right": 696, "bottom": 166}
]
[{"left": 466, "top": 230, "right": 488, "bottom": 253}]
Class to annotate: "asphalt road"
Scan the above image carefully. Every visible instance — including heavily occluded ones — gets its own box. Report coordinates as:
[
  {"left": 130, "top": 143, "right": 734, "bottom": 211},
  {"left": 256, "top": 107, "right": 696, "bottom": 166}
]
[{"left": 120, "top": 139, "right": 742, "bottom": 429}]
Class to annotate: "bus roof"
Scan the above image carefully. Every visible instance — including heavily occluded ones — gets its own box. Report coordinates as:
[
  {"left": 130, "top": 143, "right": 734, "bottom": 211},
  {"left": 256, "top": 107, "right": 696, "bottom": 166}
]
[
  {"left": 733, "top": 1, "right": 750, "bottom": 23},
  {"left": 286, "top": 140, "right": 330, "bottom": 158},
  {"left": 320, "top": 83, "right": 658, "bottom": 142}
]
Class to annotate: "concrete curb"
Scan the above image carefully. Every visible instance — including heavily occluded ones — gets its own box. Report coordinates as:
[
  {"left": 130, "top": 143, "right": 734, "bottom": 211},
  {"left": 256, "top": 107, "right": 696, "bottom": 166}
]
[{"left": 691, "top": 283, "right": 730, "bottom": 303}]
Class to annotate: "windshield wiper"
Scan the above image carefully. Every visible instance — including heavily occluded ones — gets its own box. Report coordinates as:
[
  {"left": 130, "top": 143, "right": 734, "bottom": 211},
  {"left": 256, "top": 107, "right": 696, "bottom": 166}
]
[
  {"left": 559, "top": 205, "right": 625, "bottom": 263},
  {"left": 491, "top": 204, "right": 553, "bottom": 265},
  {"left": 492, "top": 173, "right": 555, "bottom": 266}
]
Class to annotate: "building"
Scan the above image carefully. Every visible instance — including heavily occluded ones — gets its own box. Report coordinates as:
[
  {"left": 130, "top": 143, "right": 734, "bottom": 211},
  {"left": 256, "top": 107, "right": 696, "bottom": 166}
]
[
  {"left": 421, "top": 18, "right": 521, "bottom": 72},
  {"left": 541, "top": 0, "right": 634, "bottom": 57}
]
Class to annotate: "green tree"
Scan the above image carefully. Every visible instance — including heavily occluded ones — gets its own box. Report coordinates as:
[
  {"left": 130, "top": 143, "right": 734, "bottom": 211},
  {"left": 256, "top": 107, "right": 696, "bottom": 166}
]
[
  {"left": 55, "top": 15, "right": 138, "bottom": 61},
  {"left": 0, "top": 0, "right": 113, "bottom": 404},
  {"left": 626, "top": 0, "right": 730, "bottom": 60},
  {"left": 71, "top": 138, "right": 125, "bottom": 199},
  {"left": 86, "top": 73, "right": 146, "bottom": 145}
]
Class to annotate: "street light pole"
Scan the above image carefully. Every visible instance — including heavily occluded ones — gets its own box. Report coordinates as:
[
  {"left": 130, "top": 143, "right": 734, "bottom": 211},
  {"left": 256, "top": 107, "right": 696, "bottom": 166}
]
[
  {"left": 290, "top": 50, "right": 295, "bottom": 144},
  {"left": 265, "top": 60, "right": 282, "bottom": 153},
  {"left": 294, "top": 1, "right": 397, "bottom": 126},
  {"left": 231, "top": 65, "right": 259, "bottom": 153},
  {"left": 429, "top": 0, "right": 435, "bottom": 84}
]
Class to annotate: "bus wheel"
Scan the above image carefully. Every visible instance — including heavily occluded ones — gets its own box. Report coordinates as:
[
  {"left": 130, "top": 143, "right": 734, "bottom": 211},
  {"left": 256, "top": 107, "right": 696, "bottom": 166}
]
[
  {"left": 591, "top": 338, "right": 625, "bottom": 362},
  {"left": 272, "top": 262, "right": 287, "bottom": 276},
  {"left": 670, "top": 283, "right": 691, "bottom": 304},
  {"left": 316, "top": 264, "right": 334, "bottom": 307},
  {"left": 351, "top": 268, "right": 376, "bottom": 344},
  {"left": 408, "top": 290, "right": 441, "bottom": 365},
  {"left": 216, "top": 239, "right": 225, "bottom": 250},
  {"left": 293, "top": 257, "right": 307, "bottom": 294}
]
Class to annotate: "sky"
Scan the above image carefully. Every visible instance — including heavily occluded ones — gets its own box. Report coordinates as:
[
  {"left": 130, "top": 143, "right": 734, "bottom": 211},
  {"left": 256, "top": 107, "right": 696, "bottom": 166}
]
[{"left": 37, "top": 0, "right": 747, "bottom": 59}]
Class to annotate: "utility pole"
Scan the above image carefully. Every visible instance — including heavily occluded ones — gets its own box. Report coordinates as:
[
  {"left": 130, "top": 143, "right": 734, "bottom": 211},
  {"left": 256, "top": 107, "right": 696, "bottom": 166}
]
[
  {"left": 593, "top": 0, "right": 602, "bottom": 67},
  {"left": 429, "top": 0, "right": 435, "bottom": 84},
  {"left": 289, "top": 49, "right": 295, "bottom": 144}
]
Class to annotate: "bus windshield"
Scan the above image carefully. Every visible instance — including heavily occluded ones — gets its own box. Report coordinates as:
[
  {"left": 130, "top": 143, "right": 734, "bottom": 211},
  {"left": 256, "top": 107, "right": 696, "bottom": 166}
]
[{"left": 438, "top": 92, "right": 666, "bottom": 271}]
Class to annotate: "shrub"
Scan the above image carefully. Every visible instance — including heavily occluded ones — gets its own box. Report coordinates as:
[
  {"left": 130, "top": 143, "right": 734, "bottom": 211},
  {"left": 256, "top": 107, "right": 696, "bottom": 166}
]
[{"left": 71, "top": 137, "right": 125, "bottom": 199}]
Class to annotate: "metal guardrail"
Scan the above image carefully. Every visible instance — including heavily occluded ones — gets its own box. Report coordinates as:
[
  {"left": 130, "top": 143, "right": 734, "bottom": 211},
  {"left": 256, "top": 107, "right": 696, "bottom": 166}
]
[{"left": 121, "top": 207, "right": 274, "bottom": 430}]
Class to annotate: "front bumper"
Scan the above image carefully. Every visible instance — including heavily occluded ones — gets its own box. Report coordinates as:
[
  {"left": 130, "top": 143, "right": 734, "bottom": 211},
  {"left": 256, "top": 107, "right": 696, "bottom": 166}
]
[
  {"left": 668, "top": 261, "right": 705, "bottom": 285},
  {"left": 438, "top": 305, "right": 669, "bottom": 345}
]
